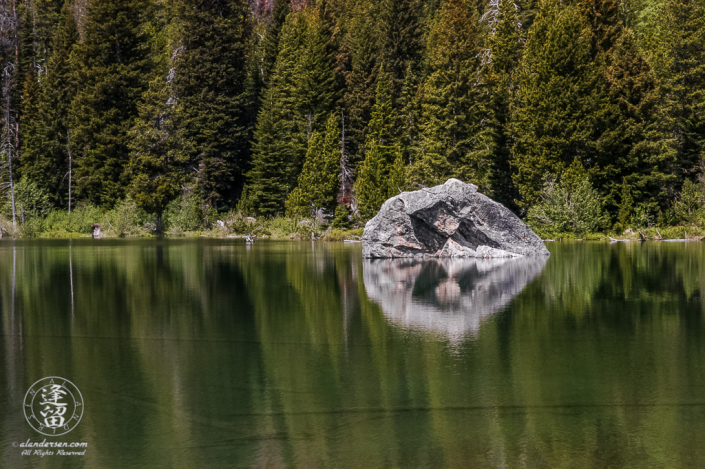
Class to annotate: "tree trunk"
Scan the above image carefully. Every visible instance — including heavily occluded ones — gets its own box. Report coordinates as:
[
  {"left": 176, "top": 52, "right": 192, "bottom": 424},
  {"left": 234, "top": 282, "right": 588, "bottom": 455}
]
[{"left": 156, "top": 212, "right": 163, "bottom": 234}]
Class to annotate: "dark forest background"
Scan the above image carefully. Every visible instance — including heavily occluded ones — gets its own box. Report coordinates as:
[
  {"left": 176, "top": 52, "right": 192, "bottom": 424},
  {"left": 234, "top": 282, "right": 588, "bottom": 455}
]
[{"left": 0, "top": 0, "right": 703, "bottom": 234}]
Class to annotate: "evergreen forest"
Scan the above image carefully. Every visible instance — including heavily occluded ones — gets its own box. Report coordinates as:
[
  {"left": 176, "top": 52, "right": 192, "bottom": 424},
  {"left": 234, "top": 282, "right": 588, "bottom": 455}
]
[{"left": 0, "top": 0, "right": 704, "bottom": 237}]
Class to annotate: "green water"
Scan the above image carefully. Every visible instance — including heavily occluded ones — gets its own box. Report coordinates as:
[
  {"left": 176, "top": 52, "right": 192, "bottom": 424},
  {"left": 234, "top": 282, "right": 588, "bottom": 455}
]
[{"left": 1, "top": 239, "right": 705, "bottom": 468}]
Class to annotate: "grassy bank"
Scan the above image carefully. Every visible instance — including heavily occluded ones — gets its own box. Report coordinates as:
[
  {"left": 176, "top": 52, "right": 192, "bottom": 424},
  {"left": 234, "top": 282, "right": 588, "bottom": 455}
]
[
  {"left": 0, "top": 199, "right": 365, "bottom": 241},
  {"left": 534, "top": 225, "right": 705, "bottom": 241},
  {"left": 1, "top": 194, "right": 700, "bottom": 242}
]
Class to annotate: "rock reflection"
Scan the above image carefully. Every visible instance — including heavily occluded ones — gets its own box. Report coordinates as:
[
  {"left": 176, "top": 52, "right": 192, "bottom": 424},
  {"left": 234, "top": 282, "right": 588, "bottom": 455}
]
[{"left": 363, "top": 256, "right": 548, "bottom": 340}]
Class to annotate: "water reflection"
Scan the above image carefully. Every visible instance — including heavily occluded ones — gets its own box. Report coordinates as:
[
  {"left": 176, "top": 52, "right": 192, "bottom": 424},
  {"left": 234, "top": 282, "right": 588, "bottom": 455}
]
[
  {"left": 363, "top": 257, "right": 548, "bottom": 340},
  {"left": 2, "top": 241, "right": 705, "bottom": 468}
]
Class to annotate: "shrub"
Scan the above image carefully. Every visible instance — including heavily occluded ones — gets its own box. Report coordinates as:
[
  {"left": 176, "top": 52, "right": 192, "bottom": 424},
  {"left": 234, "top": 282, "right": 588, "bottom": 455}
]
[
  {"left": 104, "top": 197, "right": 141, "bottom": 237},
  {"left": 163, "top": 193, "right": 203, "bottom": 232},
  {"left": 332, "top": 205, "right": 352, "bottom": 229},
  {"left": 527, "top": 160, "right": 607, "bottom": 234}
]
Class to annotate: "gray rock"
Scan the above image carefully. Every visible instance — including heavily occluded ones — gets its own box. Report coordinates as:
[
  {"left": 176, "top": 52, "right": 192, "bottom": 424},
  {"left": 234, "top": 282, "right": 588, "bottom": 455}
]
[{"left": 362, "top": 178, "right": 550, "bottom": 259}]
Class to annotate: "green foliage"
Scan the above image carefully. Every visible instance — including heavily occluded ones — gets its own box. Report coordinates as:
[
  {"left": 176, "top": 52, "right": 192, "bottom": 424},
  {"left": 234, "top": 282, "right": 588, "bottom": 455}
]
[
  {"left": 672, "top": 179, "right": 705, "bottom": 225},
  {"left": 378, "top": 0, "right": 423, "bottom": 96},
  {"left": 354, "top": 80, "right": 400, "bottom": 219},
  {"left": 340, "top": 0, "right": 381, "bottom": 170},
  {"left": 527, "top": 160, "right": 607, "bottom": 233},
  {"left": 163, "top": 193, "right": 205, "bottom": 233},
  {"left": 409, "top": 0, "right": 482, "bottom": 188},
  {"left": 652, "top": 0, "right": 705, "bottom": 182},
  {"left": 285, "top": 113, "right": 341, "bottom": 217},
  {"left": 5, "top": 0, "right": 705, "bottom": 237},
  {"left": 127, "top": 75, "right": 184, "bottom": 231},
  {"left": 41, "top": 205, "right": 105, "bottom": 235},
  {"left": 105, "top": 197, "right": 141, "bottom": 237},
  {"left": 332, "top": 205, "right": 352, "bottom": 229},
  {"left": 354, "top": 142, "right": 389, "bottom": 220},
  {"left": 323, "top": 227, "right": 364, "bottom": 240},
  {"left": 70, "top": 0, "right": 150, "bottom": 208},
  {"left": 511, "top": 0, "right": 609, "bottom": 207},
  {"left": 11, "top": 178, "right": 53, "bottom": 225},
  {"left": 170, "top": 0, "right": 253, "bottom": 208},
  {"left": 249, "top": 8, "right": 336, "bottom": 215},
  {"left": 21, "top": 3, "right": 79, "bottom": 209},
  {"left": 617, "top": 178, "right": 634, "bottom": 227},
  {"left": 482, "top": 0, "right": 523, "bottom": 211}
]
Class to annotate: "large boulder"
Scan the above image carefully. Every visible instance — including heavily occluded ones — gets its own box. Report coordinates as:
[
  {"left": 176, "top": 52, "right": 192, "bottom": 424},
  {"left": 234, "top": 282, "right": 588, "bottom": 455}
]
[{"left": 362, "top": 178, "right": 550, "bottom": 258}]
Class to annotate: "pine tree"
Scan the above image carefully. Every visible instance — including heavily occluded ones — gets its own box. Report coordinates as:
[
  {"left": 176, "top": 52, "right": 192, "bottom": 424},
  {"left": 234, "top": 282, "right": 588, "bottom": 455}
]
[
  {"left": 18, "top": 0, "right": 65, "bottom": 73},
  {"left": 247, "top": 86, "right": 290, "bottom": 216},
  {"left": 510, "top": 0, "right": 609, "bottom": 207},
  {"left": 578, "top": 0, "right": 623, "bottom": 58},
  {"left": 248, "top": 8, "right": 337, "bottom": 215},
  {"left": 482, "top": 0, "right": 523, "bottom": 211},
  {"left": 354, "top": 142, "right": 388, "bottom": 219},
  {"left": 340, "top": 0, "right": 380, "bottom": 170},
  {"left": 398, "top": 64, "right": 420, "bottom": 161},
  {"left": 70, "top": 0, "right": 150, "bottom": 207},
  {"left": 21, "top": 2, "right": 78, "bottom": 208},
  {"left": 353, "top": 79, "right": 399, "bottom": 217},
  {"left": 127, "top": 74, "right": 184, "bottom": 233},
  {"left": 654, "top": 0, "right": 705, "bottom": 184},
  {"left": 387, "top": 149, "right": 407, "bottom": 196},
  {"left": 285, "top": 113, "right": 341, "bottom": 217},
  {"left": 171, "top": 0, "right": 252, "bottom": 209},
  {"left": 409, "top": 0, "right": 482, "bottom": 188},
  {"left": 262, "top": 0, "right": 292, "bottom": 86},
  {"left": 600, "top": 29, "right": 668, "bottom": 215},
  {"left": 295, "top": 7, "right": 338, "bottom": 139},
  {"left": 378, "top": 0, "right": 423, "bottom": 97}
]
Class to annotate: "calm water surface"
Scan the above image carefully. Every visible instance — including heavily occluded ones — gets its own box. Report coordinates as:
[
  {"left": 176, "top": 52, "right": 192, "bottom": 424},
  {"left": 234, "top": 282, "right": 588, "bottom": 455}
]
[{"left": 1, "top": 239, "right": 705, "bottom": 468}]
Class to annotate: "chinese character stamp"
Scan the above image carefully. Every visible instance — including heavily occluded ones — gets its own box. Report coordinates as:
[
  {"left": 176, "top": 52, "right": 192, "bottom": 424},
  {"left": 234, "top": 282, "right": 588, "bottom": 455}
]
[{"left": 23, "top": 377, "right": 83, "bottom": 436}]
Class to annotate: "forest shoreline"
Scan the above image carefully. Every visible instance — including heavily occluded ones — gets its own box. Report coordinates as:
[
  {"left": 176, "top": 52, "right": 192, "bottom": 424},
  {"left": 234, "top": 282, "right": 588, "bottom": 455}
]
[{"left": 1, "top": 219, "right": 702, "bottom": 242}]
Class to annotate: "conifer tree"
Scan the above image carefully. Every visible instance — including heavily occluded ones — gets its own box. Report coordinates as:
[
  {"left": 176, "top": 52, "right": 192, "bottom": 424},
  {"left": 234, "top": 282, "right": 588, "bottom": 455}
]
[
  {"left": 262, "top": 0, "right": 292, "bottom": 86},
  {"left": 341, "top": 0, "right": 380, "bottom": 169},
  {"left": 409, "top": 0, "right": 482, "bottom": 188},
  {"left": 398, "top": 64, "right": 420, "bottom": 161},
  {"left": 19, "top": 0, "right": 64, "bottom": 72},
  {"left": 285, "top": 113, "right": 341, "bottom": 217},
  {"left": 578, "top": 0, "right": 623, "bottom": 58},
  {"left": 295, "top": 8, "right": 337, "bottom": 139},
  {"left": 354, "top": 143, "right": 388, "bottom": 219},
  {"left": 378, "top": 0, "right": 423, "bottom": 97},
  {"left": 354, "top": 79, "right": 399, "bottom": 218},
  {"left": 70, "top": 0, "right": 150, "bottom": 207},
  {"left": 482, "top": 0, "right": 523, "bottom": 211},
  {"left": 21, "top": 2, "right": 78, "bottom": 208},
  {"left": 247, "top": 86, "right": 290, "bottom": 216},
  {"left": 387, "top": 149, "right": 407, "bottom": 196},
  {"left": 127, "top": 73, "right": 183, "bottom": 233},
  {"left": 510, "top": 0, "right": 609, "bottom": 207},
  {"left": 249, "top": 8, "right": 336, "bottom": 215},
  {"left": 599, "top": 29, "right": 668, "bottom": 214},
  {"left": 654, "top": 0, "right": 705, "bottom": 183},
  {"left": 171, "top": 0, "right": 252, "bottom": 209}
]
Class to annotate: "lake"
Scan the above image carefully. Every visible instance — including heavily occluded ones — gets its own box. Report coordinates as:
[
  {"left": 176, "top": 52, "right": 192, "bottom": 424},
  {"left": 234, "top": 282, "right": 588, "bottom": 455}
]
[{"left": 1, "top": 239, "right": 705, "bottom": 468}]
